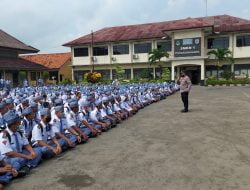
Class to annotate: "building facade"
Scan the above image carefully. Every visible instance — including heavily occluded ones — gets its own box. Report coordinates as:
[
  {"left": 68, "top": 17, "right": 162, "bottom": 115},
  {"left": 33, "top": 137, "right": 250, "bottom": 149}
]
[
  {"left": 21, "top": 53, "right": 72, "bottom": 84},
  {"left": 0, "top": 29, "right": 46, "bottom": 87},
  {"left": 64, "top": 15, "right": 250, "bottom": 85}
]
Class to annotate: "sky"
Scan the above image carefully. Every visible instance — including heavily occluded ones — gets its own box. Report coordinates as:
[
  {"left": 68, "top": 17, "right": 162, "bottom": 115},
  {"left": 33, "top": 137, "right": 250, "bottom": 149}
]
[{"left": 0, "top": 0, "right": 250, "bottom": 54}]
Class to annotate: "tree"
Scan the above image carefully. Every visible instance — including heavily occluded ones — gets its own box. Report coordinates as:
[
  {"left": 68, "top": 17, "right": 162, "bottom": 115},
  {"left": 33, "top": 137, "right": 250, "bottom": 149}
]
[
  {"left": 161, "top": 68, "right": 171, "bottom": 81},
  {"left": 207, "top": 48, "right": 233, "bottom": 80},
  {"left": 115, "top": 64, "right": 125, "bottom": 81},
  {"left": 19, "top": 71, "right": 26, "bottom": 86},
  {"left": 42, "top": 71, "right": 49, "bottom": 84},
  {"left": 148, "top": 48, "right": 169, "bottom": 79}
]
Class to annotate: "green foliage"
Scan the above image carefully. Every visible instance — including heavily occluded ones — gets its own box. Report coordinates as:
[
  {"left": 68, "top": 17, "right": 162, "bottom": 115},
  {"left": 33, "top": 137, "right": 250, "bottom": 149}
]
[
  {"left": 148, "top": 48, "right": 169, "bottom": 65},
  {"left": 98, "top": 78, "right": 112, "bottom": 85},
  {"left": 221, "top": 71, "right": 234, "bottom": 80},
  {"left": 207, "top": 48, "right": 234, "bottom": 79},
  {"left": 42, "top": 71, "right": 49, "bottom": 82},
  {"left": 161, "top": 68, "right": 171, "bottom": 81},
  {"left": 206, "top": 78, "right": 250, "bottom": 85},
  {"left": 140, "top": 68, "right": 151, "bottom": 79},
  {"left": 19, "top": 71, "right": 26, "bottom": 81},
  {"left": 58, "top": 79, "right": 75, "bottom": 85},
  {"left": 115, "top": 64, "right": 125, "bottom": 80}
]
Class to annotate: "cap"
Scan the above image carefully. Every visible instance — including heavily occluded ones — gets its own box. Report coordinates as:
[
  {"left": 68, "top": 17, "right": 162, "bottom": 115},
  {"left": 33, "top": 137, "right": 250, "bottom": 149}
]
[
  {"left": 54, "top": 99, "right": 63, "bottom": 105},
  {"left": 40, "top": 108, "right": 51, "bottom": 117},
  {"left": 0, "top": 102, "right": 7, "bottom": 109},
  {"left": 54, "top": 105, "right": 64, "bottom": 112},
  {"left": 22, "top": 107, "right": 33, "bottom": 116},
  {"left": 3, "top": 111, "right": 19, "bottom": 125},
  {"left": 69, "top": 101, "right": 78, "bottom": 108}
]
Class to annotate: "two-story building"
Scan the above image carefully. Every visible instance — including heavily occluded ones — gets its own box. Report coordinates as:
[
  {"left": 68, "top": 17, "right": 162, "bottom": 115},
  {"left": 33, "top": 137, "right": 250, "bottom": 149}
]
[{"left": 63, "top": 15, "right": 250, "bottom": 85}]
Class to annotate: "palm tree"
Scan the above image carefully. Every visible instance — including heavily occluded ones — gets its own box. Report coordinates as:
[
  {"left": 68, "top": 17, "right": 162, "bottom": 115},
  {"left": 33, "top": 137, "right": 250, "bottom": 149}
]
[
  {"left": 207, "top": 48, "right": 233, "bottom": 80},
  {"left": 148, "top": 48, "right": 169, "bottom": 79}
]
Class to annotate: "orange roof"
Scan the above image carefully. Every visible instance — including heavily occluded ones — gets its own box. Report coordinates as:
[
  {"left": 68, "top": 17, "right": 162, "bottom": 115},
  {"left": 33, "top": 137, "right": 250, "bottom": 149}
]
[{"left": 21, "top": 52, "right": 71, "bottom": 69}]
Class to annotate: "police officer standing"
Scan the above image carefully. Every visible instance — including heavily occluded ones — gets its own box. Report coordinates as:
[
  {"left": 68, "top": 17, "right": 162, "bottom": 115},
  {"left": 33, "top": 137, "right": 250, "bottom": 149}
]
[{"left": 177, "top": 71, "right": 192, "bottom": 113}]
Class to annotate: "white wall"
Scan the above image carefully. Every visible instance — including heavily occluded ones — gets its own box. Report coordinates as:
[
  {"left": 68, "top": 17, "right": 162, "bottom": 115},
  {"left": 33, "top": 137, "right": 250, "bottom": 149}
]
[{"left": 234, "top": 33, "right": 250, "bottom": 58}]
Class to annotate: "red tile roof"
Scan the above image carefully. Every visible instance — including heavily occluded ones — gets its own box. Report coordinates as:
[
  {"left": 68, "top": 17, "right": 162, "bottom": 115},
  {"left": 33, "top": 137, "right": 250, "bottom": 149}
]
[
  {"left": 21, "top": 53, "right": 71, "bottom": 70},
  {"left": 0, "top": 58, "right": 46, "bottom": 70},
  {"left": 63, "top": 15, "right": 250, "bottom": 46},
  {"left": 0, "top": 29, "right": 39, "bottom": 53}
]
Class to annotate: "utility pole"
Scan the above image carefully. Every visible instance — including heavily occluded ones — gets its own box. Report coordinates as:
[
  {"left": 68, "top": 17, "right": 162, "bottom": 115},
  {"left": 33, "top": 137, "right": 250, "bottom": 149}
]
[
  {"left": 205, "top": 0, "right": 208, "bottom": 17},
  {"left": 91, "top": 30, "right": 95, "bottom": 72}
]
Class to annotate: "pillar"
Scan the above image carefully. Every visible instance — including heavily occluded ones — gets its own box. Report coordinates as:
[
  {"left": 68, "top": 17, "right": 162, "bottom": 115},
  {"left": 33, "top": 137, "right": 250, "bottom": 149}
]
[
  {"left": 177, "top": 67, "right": 180, "bottom": 79},
  {"left": 72, "top": 68, "right": 74, "bottom": 81},
  {"left": 153, "top": 67, "right": 156, "bottom": 79},
  {"left": 131, "top": 67, "right": 134, "bottom": 80},
  {"left": 231, "top": 63, "right": 234, "bottom": 73},
  {"left": 110, "top": 68, "right": 113, "bottom": 80},
  {"left": 200, "top": 63, "right": 205, "bottom": 86},
  {"left": 171, "top": 64, "right": 175, "bottom": 81}
]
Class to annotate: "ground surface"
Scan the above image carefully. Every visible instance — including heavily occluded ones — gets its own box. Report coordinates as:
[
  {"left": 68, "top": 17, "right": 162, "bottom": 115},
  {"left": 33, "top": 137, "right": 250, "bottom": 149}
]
[{"left": 6, "top": 86, "right": 250, "bottom": 190}]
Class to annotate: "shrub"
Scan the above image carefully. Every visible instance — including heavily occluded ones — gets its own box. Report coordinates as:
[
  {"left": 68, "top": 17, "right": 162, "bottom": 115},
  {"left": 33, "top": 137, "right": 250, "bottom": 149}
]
[
  {"left": 221, "top": 71, "right": 234, "bottom": 80},
  {"left": 58, "top": 79, "right": 74, "bottom": 85},
  {"left": 140, "top": 68, "right": 151, "bottom": 79},
  {"left": 19, "top": 71, "right": 26, "bottom": 81},
  {"left": 161, "top": 67, "right": 171, "bottom": 81},
  {"left": 114, "top": 64, "right": 125, "bottom": 81},
  {"left": 86, "top": 72, "right": 102, "bottom": 83}
]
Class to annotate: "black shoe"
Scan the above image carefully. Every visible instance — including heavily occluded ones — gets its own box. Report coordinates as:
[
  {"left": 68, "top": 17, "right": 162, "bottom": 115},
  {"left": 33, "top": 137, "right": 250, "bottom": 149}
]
[
  {"left": 16, "top": 166, "right": 30, "bottom": 178},
  {"left": 181, "top": 109, "right": 188, "bottom": 113}
]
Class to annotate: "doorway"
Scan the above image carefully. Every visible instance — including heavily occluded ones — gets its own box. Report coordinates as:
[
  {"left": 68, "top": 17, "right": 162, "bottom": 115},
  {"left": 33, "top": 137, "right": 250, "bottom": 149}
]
[{"left": 180, "top": 66, "right": 201, "bottom": 85}]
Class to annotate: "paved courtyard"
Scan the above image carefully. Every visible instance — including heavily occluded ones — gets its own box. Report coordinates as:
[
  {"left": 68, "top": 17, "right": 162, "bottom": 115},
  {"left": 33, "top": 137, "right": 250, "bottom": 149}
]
[{"left": 7, "top": 86, "right": 250, "bottom": 190}]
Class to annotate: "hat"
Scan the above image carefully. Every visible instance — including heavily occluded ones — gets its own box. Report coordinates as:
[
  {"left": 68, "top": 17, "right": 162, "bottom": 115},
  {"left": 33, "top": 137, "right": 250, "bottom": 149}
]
[
  {"left": 54, "top": 99, "right": 63, "bottom": 105},
  {"left": 30, "top": 102, "right": 38, "bottom": 109},
  {"left": 69, "top": 101, "right": 78, "bottom": 108},
  {"left": 40, "top": 108, "right": 51, "bottom": 117},
  {"left": 5, "top": 98, "right": 14, "bottom": 104},
  {"left": 83, "top": 101, "right": 90, "bottom": 107},
  {"left": 21, "top": 98, "right": 29, "bottom": 104},
  {"left": 54, "top": 105, "right": 64, "bottom": 112},
  {"left": 22, "top": 107, "right": 33, "bottom": 116},
  {"left": 3, "top": 111, "right": 19, "bottom": 125},
  {"left": 33, "top": 96, "right": 43, "bottom": 101},
  {"left": 0, "top": 102, "right": 7, "bottom": 109},
  {"left": 95, "top": 100, "right": 102, "bottom": 106}
]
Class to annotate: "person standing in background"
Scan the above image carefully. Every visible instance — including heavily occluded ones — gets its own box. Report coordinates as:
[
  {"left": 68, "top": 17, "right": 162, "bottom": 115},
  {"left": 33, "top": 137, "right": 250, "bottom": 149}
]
[{"left": 177, "top": 71, "right": 192, "bottom": 113}]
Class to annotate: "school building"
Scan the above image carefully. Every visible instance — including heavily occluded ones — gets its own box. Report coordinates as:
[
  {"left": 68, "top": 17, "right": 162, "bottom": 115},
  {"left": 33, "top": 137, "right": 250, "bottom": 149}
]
[
  {"left": 21, "top": 53, "right": 72, "bottom": 84},
  {"left": 63, "top": 14, "right": 250, "bottom": 85},
  {"left": 0, "top": 29, "right": 46, "bottom": 86}
]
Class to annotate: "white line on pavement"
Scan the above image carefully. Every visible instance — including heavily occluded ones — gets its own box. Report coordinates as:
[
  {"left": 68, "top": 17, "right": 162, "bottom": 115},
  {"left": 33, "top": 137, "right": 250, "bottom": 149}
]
[{"left": 241, "top": 90, "right": 250, "bottom": 98}]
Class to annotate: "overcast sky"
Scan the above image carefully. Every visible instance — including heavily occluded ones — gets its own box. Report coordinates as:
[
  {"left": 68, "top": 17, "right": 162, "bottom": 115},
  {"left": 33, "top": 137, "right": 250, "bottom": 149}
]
[{"left": 0, "top": 0, "right": 249, "bottom": 54}]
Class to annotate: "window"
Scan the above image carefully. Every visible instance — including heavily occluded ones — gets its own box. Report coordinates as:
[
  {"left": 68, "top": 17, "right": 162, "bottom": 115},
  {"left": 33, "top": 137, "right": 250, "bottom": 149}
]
[
  {"left": 134, "top": 43, "right": 152, "bottom": 54},
  {"left": 30, "top": 72, "right": 36, "bottom": 81},
  {"left": 133, "top": 68, "right": 153, "bottom": 79},
  {"left": 234, "top": 64, "right": 250, "bottom": 76},
  {"left": 157, "top": 41, "right": 172, "bottom": 52},
  {"left": 74, "top": 70, "right": 90, "bottom": 82},
  {"left": 96, "top": 70, "right": 110, "bottom": 79},
  {"left": 113, "top": 44, "right": 129, "bottom": 55},
  {"left": 49, "top": 71, "right": 58, "bottom": 81},
  {"left": 74, "top": 48, "right": 88, "bottom": 57},
  {"left": 205, "top": 65, "right": 230, "bottom": 78},
  {"left": 93, "top": 46, "right": 108, "bottom": 56},
  {"left": 236, "top": 35, "right": 250, "bottom": 47},
  {"left": 112, "top": 69, "right": 131, "bottom": 80},
  {"left": 207, "top": 37, "right": 229, "bottom": 49}
]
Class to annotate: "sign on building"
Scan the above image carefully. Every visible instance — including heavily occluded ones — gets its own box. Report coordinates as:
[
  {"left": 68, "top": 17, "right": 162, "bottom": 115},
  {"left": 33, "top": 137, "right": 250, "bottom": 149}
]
[{"left": 174, "top": 38, "right": 201, "bottom": 57}]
